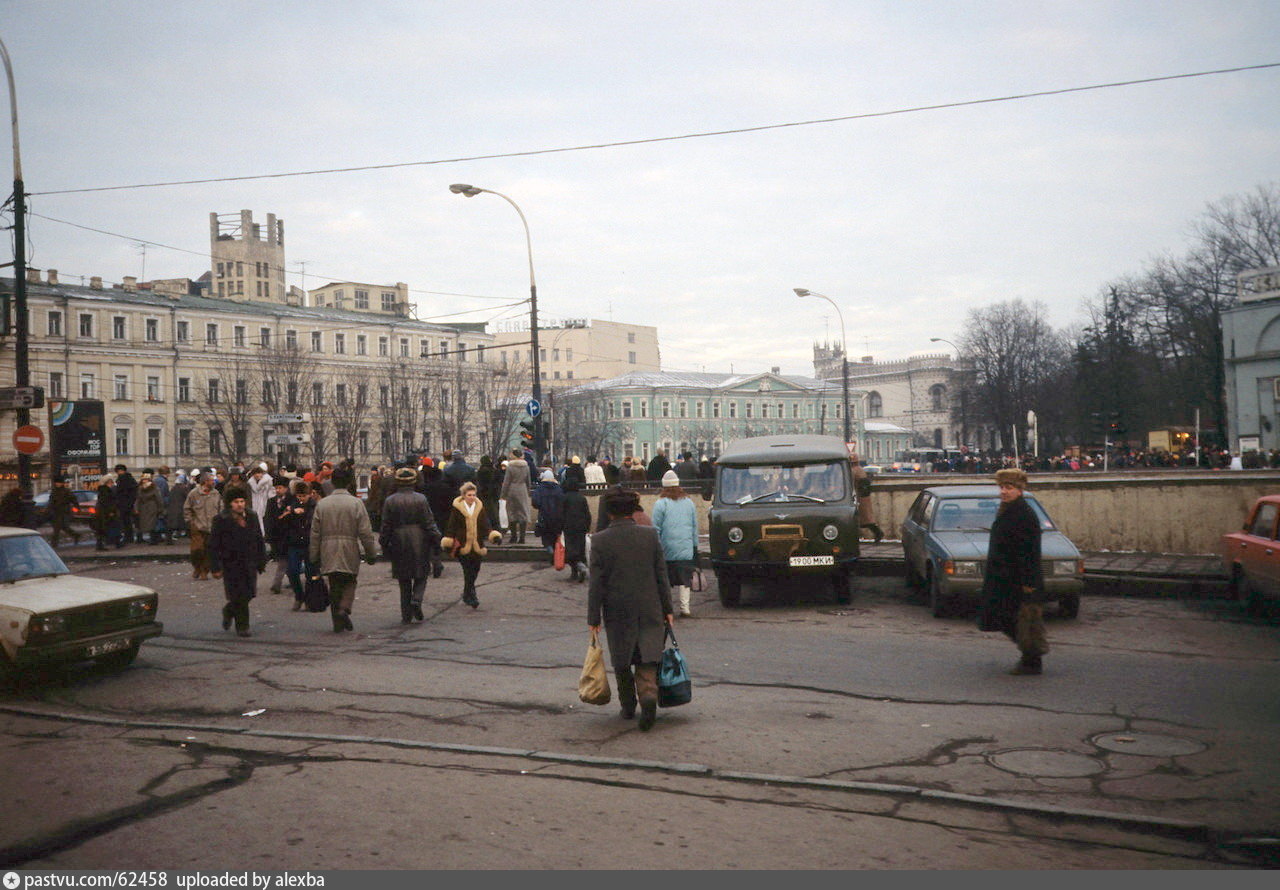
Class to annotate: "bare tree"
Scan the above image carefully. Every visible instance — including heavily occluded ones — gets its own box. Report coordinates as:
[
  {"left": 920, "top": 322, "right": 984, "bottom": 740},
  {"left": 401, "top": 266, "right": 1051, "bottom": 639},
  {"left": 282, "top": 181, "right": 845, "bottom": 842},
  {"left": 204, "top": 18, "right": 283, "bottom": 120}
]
[
  {"left": 375, "top": 358, "right": 426, "bottom": 462},
  {"left": 477, "top": 356, "right": 534, "bottom": 460},
  {"left": 254, "top": 341, "right": 321, "bottom": 468},
  {"left": 552, "top": 387, "right": 633, "bottom": 461},
  {"left": 191, "top": 350, "right": 260, "bottom": 465},
  {"left": 310, "top": 365, "right": 374, "bottom": 464}
]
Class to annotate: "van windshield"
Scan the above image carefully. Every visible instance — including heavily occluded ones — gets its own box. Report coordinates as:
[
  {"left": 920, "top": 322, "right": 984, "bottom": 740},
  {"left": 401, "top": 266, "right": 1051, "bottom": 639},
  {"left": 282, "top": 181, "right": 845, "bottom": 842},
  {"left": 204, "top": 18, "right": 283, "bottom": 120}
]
[{"left": 717, "top": 462, "right": 848, "bottom": 504}]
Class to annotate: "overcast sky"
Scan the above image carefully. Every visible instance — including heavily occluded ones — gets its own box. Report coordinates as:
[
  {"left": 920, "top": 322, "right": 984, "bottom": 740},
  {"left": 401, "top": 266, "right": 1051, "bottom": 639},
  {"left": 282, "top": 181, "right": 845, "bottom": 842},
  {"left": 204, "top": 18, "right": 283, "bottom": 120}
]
[{"left": 6, "top": 1, "right": 1279, "bottom": 376}]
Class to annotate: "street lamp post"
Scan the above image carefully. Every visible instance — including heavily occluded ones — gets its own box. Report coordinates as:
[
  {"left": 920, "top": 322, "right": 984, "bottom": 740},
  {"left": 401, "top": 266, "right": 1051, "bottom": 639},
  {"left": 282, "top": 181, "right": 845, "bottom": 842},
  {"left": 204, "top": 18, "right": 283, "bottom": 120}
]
[
  {"left": 794, "top": 288, "right": 851, "bottom": 445},
  {"left": 930, "top": 337, "right": 968, "bottom": 450},
  {"left": 450, "top": 184, "right": 544, "bottom": 464},
  {"left": 1, "top": 38, "right": 33, "bottom": 522}
]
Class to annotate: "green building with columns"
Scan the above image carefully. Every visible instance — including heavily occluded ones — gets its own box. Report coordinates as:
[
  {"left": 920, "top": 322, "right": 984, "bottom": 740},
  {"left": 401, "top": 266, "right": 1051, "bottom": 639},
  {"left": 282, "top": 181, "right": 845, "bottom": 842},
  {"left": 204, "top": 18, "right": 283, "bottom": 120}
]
[{"left": 547, "top": 369, "right": 912, "bottom": 464}]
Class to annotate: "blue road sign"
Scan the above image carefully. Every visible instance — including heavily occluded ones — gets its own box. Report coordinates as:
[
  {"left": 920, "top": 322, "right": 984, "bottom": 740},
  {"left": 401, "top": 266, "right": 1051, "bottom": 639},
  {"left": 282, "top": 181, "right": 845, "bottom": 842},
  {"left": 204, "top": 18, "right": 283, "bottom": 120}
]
[{"left": 526, "top": 399, "right": 541, "bottom": 417}]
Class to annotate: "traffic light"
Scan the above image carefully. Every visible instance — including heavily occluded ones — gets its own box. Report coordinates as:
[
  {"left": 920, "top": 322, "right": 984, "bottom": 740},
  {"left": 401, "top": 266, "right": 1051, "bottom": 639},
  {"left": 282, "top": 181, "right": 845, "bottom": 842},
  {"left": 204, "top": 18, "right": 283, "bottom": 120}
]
[
  {"left": 1108, "top": 411, "right": 1123, "bottom": 436},
  {"left": 519, "top": 418, "right": 535, "bottom": 443}
]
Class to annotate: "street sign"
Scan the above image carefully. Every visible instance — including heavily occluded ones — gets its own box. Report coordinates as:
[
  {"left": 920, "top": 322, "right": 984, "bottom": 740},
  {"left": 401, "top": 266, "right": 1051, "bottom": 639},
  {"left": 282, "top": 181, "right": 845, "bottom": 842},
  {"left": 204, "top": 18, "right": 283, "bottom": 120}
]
[
  {"left": 266, "top": 412, "right": 311, "bottom": 424},
  {"left": 13, "top": 424, "right": 44, "bottom": 454},
  {"left": 526, "top": 399, "right": 541, "bottom": 418},
  {"left": 268, "top": 433, "right": 311, "bottom": 445},
  {"left": 0, "top": 385, "right": 44, "bottom": 410}
]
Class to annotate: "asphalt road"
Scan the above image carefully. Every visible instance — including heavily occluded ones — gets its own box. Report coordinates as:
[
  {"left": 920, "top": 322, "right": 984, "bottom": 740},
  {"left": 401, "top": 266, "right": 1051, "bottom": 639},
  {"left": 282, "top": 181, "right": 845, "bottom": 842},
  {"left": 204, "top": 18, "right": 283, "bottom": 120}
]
[{"left": 1, "top": 555, "right": 1277, "bottom": 870}]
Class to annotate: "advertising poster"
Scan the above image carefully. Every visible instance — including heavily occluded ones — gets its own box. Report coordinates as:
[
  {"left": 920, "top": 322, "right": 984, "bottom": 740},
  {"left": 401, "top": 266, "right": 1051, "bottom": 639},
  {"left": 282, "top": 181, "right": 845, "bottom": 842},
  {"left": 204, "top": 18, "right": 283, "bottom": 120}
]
[{"left": 49, "top": 399, "right": 107, "bottom": 481}]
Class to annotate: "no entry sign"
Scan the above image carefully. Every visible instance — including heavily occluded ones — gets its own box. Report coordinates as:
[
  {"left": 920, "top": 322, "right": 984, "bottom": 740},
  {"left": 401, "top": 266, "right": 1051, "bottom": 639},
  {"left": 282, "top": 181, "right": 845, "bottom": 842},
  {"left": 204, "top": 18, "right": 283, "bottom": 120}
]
[{"left": 13, "top": 424, "right": 44, "bottom": 455}]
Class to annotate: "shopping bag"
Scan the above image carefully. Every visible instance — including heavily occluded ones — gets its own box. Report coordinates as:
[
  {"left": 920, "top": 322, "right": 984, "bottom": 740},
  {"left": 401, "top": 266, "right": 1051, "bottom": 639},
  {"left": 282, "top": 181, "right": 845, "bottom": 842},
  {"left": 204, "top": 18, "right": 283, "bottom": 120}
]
[
  {"left": 498, "top": 498, "right": 509, "bottom": 531},
  {"left": 658, "top": 626, "right": 692, "bottom": 708},
  {"left": 303, "top": 575, "right": 330, "bottom": 613},
  {"left": 553, "top": 533, "right": 566, "bottom": 570},
  {"left": 578, "top": 628, "right": 612, "bottom": 705}
]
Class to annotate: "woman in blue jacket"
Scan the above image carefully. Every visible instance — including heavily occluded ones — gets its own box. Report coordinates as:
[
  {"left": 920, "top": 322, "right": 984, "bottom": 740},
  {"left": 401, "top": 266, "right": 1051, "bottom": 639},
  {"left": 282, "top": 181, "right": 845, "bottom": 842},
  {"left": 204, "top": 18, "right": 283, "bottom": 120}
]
[{"left": 652, "top": 470, "right": 699, "bottom": 617}]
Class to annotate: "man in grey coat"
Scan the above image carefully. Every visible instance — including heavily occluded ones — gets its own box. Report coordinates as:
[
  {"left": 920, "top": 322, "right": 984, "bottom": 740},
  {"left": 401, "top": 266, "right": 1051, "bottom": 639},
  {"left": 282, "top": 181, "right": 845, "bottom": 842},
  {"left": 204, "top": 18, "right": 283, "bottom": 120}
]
[
  {"left": 310, "top": 467, "right": 379, "bottom": 632},
  {"left": 379, "top": 466, "right": 440, "bottom": 624},
  {"left": 588, "top": 488, "right": 674, "bottom": 731}
]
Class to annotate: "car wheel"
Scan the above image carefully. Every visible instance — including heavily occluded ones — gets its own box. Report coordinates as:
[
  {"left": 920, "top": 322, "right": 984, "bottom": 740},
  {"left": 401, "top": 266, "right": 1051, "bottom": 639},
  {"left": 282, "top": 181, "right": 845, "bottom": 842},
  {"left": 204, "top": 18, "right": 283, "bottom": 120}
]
[
  {"left": 928, "top": 568, "right": 949, "bottom": 618},
  {"left": 717, "top": 571, "right": 741, "bottom": 608},
  {"left": 832, "top": 568, "right": 853, "bottom": 605},
  {"left": 1059, "top": 593, "right": 1080, "bottom": 619},
  {"left": 903, "top": 549, "right": 921, "bottom": 589},
  {"left": 1228, "top": 564, "right": 1246, "bottom": 601},
  {"left": 95, "top": 643, "right": 141, "bottom": 671}
]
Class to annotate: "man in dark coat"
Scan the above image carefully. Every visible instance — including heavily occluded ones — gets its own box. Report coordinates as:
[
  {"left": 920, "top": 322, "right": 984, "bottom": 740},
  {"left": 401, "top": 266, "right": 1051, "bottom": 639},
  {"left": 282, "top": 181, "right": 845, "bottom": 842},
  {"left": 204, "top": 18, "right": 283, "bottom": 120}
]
[
  {"left": 673, "top": 452, "right": 699, "bottom": 483},
  {"left": 379, "top": 467, "right": 441, "bottom": 623},
  {"left": 421, "top": 464, "right": 455, "bottom": 578},
  {"left": 977, "top": 468, "right": 1047, "bottom": 675},
  {"left": 645, "top": 450, "right": 672, "bottom": 482},
  {"left": 113, "top": 464, "right": 138, "bottom": 544},
  {"left": 48, "top": 476, "right": 82, "bottom": 547},
  {"left": 442, "top": 452, "right": 476, "bottom": 490},
  {"left": 263, "top": 477, "right": 296, "bottom": 595},
  {"left": 588, "top": 488, "right": 674, "bottom": 732},
  {"left": 531, "top": 470, "right": 565, "bottom": 563},
  {"left": 209, "top": 493, "right": 267, "bottom": 637},
  {"left": 561, "top": 478, "right": 593, "bottom": 582},
  {"left": 475, "top": 455, "right": 503, "bottom": 532}
]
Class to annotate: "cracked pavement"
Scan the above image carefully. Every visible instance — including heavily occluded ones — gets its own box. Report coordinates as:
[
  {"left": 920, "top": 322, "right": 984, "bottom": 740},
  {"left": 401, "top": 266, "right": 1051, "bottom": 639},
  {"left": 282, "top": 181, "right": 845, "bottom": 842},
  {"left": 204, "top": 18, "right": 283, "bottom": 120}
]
[{"left": 1, "top": 556, "right": 1277, "bottom": 869}]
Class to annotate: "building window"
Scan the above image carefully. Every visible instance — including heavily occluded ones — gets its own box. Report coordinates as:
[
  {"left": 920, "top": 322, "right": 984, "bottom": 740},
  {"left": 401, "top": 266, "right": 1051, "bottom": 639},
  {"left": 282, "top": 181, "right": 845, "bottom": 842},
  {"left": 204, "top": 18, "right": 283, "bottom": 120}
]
[
  {"left": 358, "top": 430, "right": 369, "bottom": 454},
  {"left": 145, "top": 318, "right": 159, "bottom": 342},
  {"left": 640, "top": 400, "right": 648, "bottom": 418},
  {"left": 440, "top": 341, "right": 450, "bottom": 358},
  {"left": 335, "top": 383, "right": 347, "bottom": 406},
  {"left": 207, "top": 379, "right": 221, "bottom": 402},
  {"left": 49, "top": 371, "right": 64, "bottom": 398},
  {"left": 147, "top": 428, "right": 161, "bottom": 457},
  {"left": 696, "top": 402, "right": 704, "bottom": 419},
  {"left": 379, "top": 385, "right": 389, "bottom": 407},
  {"left": 177, "top": 320, "right": 189, "bottom": 342},
  {"left": 47, "top": 310, "right": 63, "bottom": 337},
  {"left": 115, "top": 428, "right": 130, "bottom": 456},
  {"left": 930, "top": 384, "right": 946, "bottom": 412},
  {"left": 79, "top": 313, "right": 94, "bottom": 337},
  {"left": 311, "top": 331, "right": 322, "bottom": 352},
  {"left": 113, "top": 374, "right": 129, "bottom": 400},
  {"left": 355, "top": 289, "right": 369, "bottom": 310},
  {"left": 80, "top": 373, "right": 95, "bottom": 399},
  {"left": 178, "top": 377, "right": 191, "bottom": 402},
  {"left": 380, "top": 337, "right": 390, "bottom": 357},
  {"left": 312, "top": 382, "right": 323, "bottom": 406},
  {"left": 209, "top": 428, "right": 223, "bottom": 457},
  {"left": 746, "top": 402, "right": 754, "bottom": 419},
  {"left": 712, "top": 401, "right": 720, "bottom": 418},
  {"left": 112, "top": 316, "right": 126, "bottom": 340},
  {"left": 235, "top": 379, "right": 248, "bottom": 405},
  {"left": 285, "top": 329, "right": 297, "bottom": 349},
  {"left": 792, "top": 403, "right": 800, "bottom": 419},
  {"left": 357, "top": 334, "right": 367, "bottom": 356},
  {"left": 400, "top": 338, "right": 409, "bottom": 358},
  {"left": 233, "top": 325, "right": 246, "bottom": 348},
  {"left": 417, "top": 339, "right": 427, "bottom": 358},
  {"left": 260, "top": 327, "right": 271, "bottom": 347},
  {"left": 565, "top": 348, "right": 572, "bottom": 362},
  {"left": 661, "top": 400, "right": 671, "bottom": 418},
  {"left": 382, "top": 292, "right": 396, "bottom": 312},
  {"left": 206, "top": 323, "right": 218, "bottom": 346},
  {"left": 628, "top": 332, "right": 636, "bottom": 344},
  {"left": 868, "top": 391, "right": 883, "bottom": 418},
  {"left": 621, "top": 401, "right": 632, "bottom": 419},
  {"left": 729, "top": 402, "right": 737, "bottom": 419},
  {"left": 476, "top": 345, "right": 486, "bottom": 363},
  {"left": 628, "top": 351, "right": 637, "bottom": 364},
  {"left": 178, "top": 428, "right": 192, "bottom": 456},
  {"left": 146, "top": 376, "right": 161, "bottom": 401},
  {"left": 458, "top": 342, "right": 466, "bottom": 361},
  {"left": 334, "top": 333, "right": 346, "bottom": 355},
  {"left": 678, "top": 402, "right": 687, "bottom": 418}
]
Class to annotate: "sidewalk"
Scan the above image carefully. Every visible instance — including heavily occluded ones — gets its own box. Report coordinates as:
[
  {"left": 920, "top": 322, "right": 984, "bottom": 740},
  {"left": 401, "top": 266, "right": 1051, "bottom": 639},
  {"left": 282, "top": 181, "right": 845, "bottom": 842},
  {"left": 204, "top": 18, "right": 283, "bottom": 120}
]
[{"left": 53, "top": 534, "right": 1230, "bottom": 588}]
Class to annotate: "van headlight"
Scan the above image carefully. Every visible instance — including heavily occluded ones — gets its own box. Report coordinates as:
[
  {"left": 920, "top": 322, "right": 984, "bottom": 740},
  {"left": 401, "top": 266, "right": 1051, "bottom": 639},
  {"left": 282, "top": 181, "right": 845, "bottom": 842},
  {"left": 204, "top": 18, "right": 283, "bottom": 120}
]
[
  {"left": 822, "top": 524, "right": 839, "bottom": 541},
  {"left": 1053, "top": 560, "right": 1082, "bottom": 576},
  {"left": 950, "top": 560, "right": 981, "bottom": 576},
  {"left": 32, "top": 614, "right": 69, "bottom": 635},
  {"left": 727, "top": 526, "right": 744, "bottom": 544}
]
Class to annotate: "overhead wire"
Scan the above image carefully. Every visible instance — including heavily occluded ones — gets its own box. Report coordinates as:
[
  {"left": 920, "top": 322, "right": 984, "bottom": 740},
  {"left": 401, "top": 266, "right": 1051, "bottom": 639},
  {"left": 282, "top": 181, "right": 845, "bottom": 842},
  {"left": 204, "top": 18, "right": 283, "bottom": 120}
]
[{"left": 28, "top": 62, "right": 1280, "bottom": 197}]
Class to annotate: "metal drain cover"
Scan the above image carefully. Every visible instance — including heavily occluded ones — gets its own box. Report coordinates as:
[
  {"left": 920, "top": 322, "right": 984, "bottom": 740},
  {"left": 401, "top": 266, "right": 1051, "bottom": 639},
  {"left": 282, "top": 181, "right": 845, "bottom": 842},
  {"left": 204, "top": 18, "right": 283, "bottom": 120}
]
[
  {"left": 1092, "top": 731, "right": 1207, "bottom": 757},
  {"left": 988, "top": 748, "right": 1106, "bottom": 778}
]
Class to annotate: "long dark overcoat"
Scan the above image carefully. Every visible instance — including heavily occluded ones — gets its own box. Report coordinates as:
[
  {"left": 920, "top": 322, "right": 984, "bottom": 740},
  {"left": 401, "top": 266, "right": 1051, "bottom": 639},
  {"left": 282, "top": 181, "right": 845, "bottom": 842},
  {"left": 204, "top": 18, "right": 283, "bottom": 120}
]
[
  {"left": 587, "top": 518, "right": 673, "bottom": 672},
  {"left": 379, "top": 487, "right": 441, "bottom": 580},
  {"left": 977, "top": 494, "right": 1044, "bottom": 637}
]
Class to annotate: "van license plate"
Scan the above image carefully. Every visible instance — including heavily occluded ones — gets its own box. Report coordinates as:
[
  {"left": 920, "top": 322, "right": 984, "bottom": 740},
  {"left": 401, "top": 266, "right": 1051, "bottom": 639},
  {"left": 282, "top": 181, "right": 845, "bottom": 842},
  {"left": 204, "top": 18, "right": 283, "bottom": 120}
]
[
  {"left": 790, "top": 555, "right": 834, "bottom": 567},
  {"left": 85, "top": 638, "right": 130, "bottom": 658}
]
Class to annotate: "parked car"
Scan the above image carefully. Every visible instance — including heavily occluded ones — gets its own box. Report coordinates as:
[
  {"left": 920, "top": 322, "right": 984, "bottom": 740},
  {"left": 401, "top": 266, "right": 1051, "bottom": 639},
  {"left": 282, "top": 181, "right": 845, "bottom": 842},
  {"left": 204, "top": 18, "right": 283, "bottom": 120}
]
[
  {"left": 0, "top": 526, "right": 163, "bottom": 675},
  {"left": 709, "top": 434, "right": 860, "bottom": 607},
  {"left": 900, "top": 485, "right": 1084, "bottom": 618},
  {"left": 30, "top": 489, "right": 98, "bottom": 526},
  {"left": 1221, "top": 494, "right": 1280, "bottom": 616}
]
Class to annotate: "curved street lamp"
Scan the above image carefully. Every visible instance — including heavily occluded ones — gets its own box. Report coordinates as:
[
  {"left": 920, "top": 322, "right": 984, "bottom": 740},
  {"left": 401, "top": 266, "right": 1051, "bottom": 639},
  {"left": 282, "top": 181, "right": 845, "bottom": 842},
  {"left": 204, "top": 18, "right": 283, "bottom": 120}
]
[
  {"left": 449, "top": 184, "right": 544, "bottom": 462},
  {"left": 794, "top": 288, "right": 851, "bottom": 444}
]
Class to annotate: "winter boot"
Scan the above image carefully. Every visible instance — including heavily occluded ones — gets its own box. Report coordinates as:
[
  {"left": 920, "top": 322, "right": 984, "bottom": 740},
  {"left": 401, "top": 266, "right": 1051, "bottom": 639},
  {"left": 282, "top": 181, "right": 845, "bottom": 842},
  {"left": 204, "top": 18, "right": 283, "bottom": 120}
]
[
  {"left": 1010, "top": 654, "right": 1042, "bottom": 675},
  {"left": 516, "top": 522, "right": 526, "bottom": 544},
  {"left": 677, "top": 585, "right": 692, "bottom": 617}
]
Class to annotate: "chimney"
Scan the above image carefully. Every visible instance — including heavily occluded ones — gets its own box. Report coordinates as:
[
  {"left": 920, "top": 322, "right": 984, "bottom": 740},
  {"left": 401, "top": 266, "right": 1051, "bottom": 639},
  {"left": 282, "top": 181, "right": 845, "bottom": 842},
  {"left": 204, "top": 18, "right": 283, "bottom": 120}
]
[
  {"left": 90, "top": 276, "right": 103, "bottom": 289},
  {"left": 771, "top": 366, "right": 780, "bottom": 375},
  {"left": 26, "top": 269, "right": 40, "bottom": 283},
  {"left": 122, "top": 276, "right": 137, "bottom": 291},
  {"left": 47, "top": 269, "right": 58, "bottom": 285}
]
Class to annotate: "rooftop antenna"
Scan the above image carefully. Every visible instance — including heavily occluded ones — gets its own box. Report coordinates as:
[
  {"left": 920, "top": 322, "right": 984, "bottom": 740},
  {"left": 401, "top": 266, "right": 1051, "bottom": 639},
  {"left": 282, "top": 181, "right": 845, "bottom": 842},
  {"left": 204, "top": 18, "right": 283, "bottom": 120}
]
[{"left": 135, "top": 242, "right": 147, "bottom": 282}]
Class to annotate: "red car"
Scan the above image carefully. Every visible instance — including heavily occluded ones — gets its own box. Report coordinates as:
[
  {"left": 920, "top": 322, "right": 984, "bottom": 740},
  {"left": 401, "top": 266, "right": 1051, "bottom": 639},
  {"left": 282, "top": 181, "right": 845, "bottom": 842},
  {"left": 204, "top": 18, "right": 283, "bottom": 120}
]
[{"left": 1222, "top": 494, "right": 1280, "bottom": 615}]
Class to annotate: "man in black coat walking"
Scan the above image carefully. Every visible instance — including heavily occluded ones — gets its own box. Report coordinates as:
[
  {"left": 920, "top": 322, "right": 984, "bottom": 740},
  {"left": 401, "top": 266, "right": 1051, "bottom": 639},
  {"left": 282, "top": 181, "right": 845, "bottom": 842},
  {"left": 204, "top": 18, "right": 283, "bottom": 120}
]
[
  {"left": 209, "top": 493, "right": 267, "bottom": 637},
  {"left": 380, "top": 467, "right": 441, "bottom": 623},
  {"left": 113, "top": 464, "right": 138, "bottom": 544},
  {"left": 977, "top": 468, "right": 1047, "bottom": 675},
  {"left": 422, "top": 464, "right": 455, "bottom": 578}
]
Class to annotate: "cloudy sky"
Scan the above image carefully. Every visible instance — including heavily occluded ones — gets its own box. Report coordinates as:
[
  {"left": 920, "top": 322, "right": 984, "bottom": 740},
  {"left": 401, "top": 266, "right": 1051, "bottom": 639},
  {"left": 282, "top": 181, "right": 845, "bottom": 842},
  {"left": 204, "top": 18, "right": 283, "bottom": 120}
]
[{"left": 6, "top": 1, "right": 1279, "bottom": 376}]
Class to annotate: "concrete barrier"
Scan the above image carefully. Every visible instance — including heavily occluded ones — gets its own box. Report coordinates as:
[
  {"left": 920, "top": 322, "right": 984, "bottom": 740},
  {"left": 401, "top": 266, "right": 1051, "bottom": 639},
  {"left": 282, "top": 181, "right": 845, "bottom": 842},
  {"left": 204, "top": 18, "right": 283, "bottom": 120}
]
[{"left": 599, "top": 471, "right": 1280, "bottom": 556}]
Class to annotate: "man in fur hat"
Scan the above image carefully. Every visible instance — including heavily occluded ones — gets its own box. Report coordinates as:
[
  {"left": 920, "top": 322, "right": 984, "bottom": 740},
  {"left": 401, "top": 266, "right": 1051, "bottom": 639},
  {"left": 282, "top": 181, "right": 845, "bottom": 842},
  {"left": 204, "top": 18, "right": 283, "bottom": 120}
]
[
  {"left": 977, "top": 467, "right": 1048, "bottom": 675},
  {"left": 379, "top": 466, "right": 440, "bottom": 623}
]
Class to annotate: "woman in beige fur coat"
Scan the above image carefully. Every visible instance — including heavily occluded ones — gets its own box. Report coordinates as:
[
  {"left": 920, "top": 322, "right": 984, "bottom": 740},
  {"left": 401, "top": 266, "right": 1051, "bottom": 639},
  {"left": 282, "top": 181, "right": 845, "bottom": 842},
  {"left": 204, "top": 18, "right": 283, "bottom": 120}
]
[{"left": 441, "top": 481, "right": 503, "bottom": 608}]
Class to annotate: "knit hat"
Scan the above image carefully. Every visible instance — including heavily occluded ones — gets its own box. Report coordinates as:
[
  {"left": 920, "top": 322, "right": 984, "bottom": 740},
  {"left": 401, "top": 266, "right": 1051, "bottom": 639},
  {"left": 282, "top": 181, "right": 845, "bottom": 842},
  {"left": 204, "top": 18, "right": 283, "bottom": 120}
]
[
  {"left": 571, "top": 455, "right": 581, "bottom": 464},
  {"left": 661, "top": 470, "right": 680, "bottom": 487},
  {"left": 395, "top": 466, "right": 419, "bottom": 484},
  {"left": 995, "top": 468, "right": 1028, "bottom": 490},
  {"left": 540, "top": 470, "right": 555, "bottom": 482}
]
